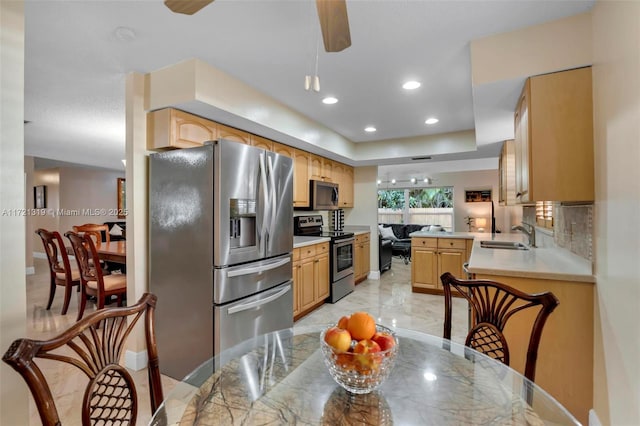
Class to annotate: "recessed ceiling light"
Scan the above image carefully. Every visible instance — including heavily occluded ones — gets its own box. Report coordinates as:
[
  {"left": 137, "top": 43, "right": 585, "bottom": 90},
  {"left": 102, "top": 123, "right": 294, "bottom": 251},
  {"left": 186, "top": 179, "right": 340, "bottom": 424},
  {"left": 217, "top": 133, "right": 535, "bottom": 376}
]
[
  {"left": 365, "top": 126, "right": 377, "bottom": 132},
  {"left": 403, "top": 81, "right": 421, "bottom": 90},
  {"left": 322, "top": 97, "right": 338, "bottom": 104},
  {"left": 410, "top": 178, "right": 416, "bottom": 184},
  {"left": 425, "top": 117, "right": 439, "bottom": 125},
  {"left": 377, "top": 179, "right": 382, "bottom": 185},
  {"left": 391, "top": 179, "right": 396, "bottom": 185}
]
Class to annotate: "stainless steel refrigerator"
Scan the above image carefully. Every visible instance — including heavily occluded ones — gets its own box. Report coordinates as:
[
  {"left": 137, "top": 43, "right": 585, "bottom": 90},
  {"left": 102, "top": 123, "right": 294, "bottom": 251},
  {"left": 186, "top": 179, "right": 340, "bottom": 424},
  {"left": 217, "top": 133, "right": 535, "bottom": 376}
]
[{"left": 149, "top": 139, "right": 294, "bottom": 380}]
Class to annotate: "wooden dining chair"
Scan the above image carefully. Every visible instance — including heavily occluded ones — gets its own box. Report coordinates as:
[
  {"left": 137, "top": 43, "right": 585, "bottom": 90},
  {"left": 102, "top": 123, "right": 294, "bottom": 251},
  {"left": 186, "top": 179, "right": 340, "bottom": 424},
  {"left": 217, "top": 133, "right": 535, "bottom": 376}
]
[
  {"left": 2, "top": 293, "right": 164, "bottom": 426},
  {"left": 35, "top": 228, "right": 81, "bottom": 315},
  {"left": 440, "top": 272, "right": 559, "bottom": 382},
  {"left": 72, "top": 223, "right": 110, "bottom": 248},
  {"left": 65, "top": 231, "right": 127, "bottom": 321}
]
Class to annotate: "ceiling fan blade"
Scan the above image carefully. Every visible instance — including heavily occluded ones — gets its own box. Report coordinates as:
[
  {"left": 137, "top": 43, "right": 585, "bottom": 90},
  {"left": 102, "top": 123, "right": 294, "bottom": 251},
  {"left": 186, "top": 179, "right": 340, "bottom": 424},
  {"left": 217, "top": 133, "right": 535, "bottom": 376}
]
[
  {"left": 164, "top": 0, "right": 214, "bottom": 15},
  {"left": 316, "top": 0, "right": 351, "bottom": 52}
]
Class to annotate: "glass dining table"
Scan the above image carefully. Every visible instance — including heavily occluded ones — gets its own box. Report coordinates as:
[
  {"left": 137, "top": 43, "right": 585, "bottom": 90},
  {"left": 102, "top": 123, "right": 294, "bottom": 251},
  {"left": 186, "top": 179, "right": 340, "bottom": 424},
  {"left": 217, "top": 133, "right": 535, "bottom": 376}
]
[{"left": 150, "top": 325, "right": 579, "bottom": 425}]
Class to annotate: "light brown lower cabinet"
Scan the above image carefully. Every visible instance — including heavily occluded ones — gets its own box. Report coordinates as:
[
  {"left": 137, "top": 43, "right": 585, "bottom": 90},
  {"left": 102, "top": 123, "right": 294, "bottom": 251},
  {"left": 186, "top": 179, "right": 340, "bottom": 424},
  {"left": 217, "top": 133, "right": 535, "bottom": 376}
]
[
  {"left": 293, "top": 242, "right": 329, "bottom": 321},
  {"left": 474, "top": 273, "right": 593, "bottom": 425},
  {"left": 411, "top": 237, "right": 469, "bottom": 294},
  {"left": 354, "top": 233, "right": 370, "bottom": 284}
]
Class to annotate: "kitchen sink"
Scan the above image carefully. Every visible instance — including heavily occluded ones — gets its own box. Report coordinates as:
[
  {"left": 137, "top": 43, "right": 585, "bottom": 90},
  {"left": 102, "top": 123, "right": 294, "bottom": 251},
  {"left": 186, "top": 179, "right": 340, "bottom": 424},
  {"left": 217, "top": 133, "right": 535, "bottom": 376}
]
[{"left": 480, "top": 240, "right": 530, "bottom": 250}]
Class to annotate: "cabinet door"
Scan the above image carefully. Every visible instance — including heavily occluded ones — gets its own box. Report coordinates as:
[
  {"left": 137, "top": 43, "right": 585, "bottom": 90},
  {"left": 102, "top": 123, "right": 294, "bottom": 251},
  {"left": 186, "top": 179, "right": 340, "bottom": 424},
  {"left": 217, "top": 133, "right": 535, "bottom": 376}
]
[
  {"left": 299, "top": 258, "right": 315, "bottom": 311},
  {"left": 218, "top": 123, "right": 251, "bottom": 145},
  {"left": 411, "top": 247, "right": 438, "bottom": 290},
  {"left": 252, "top": 135, "right": 273, "bottom": 151},
  {"left": 293, "top": 262, "right": 301, "bottom": 318},
  {"left": 315, "top": 253, "right": 330, "bottom": 301},
  {"left": 438, "top": 249, "right": 465, "bottom": 284},
  {"left": 340, "top": 166, "right": 354, "bottom": 208},
  {"left": 515, "top": 87, "right": 530, "bottom": 203},
  {"left": 309, "top": 154, "right": 323, "bottom": 181},
  {"left": 362, "top": 239, "right": 370, "bottom": 279},
  {"left": 354, "top": 235, "right": 364, "bottom": 282},
  {"left": 272, "top": 142, "right": 295, "bottom": 158},
  {"left": 147, "top": 108, "right": 217, "bottom": 150},
  {"left": 321, "top": 158, "right": 333, "bottom": 182},
  {"left": 293, "top": 150, "right": 310, "bottom": 207}
]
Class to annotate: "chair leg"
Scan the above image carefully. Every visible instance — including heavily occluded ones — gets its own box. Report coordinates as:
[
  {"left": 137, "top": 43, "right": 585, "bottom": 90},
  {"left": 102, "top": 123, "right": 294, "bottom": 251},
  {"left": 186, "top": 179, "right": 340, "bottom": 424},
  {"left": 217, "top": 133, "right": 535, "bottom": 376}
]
[
  {"left": 46, "top": 278, "right": 56, "bottom": 310},
  {"left": 77, "top": 287, "right": 88, "bottom": 321},
  {"left": 61, "top": 284, "right": 72, "bottom": 315},
  {"left": 117, "top": 294, "right": 124, "bottom": 306}
]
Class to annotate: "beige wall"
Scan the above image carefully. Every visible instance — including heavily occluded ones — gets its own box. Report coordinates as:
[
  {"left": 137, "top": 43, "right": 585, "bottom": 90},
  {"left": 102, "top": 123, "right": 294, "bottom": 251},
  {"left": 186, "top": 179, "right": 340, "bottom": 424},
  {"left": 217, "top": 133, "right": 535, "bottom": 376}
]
[
  {"left": 345, "top": 166, "right": 379, "bottom": 272},
  {"left": 0, "top": 1, "right": 28, "bottom": 424},
  {"left": 30, "top": 166, "right": 124, "bottom": 253},
  {"left": 24, "top": 156, "right": 34, "bottom": 272},
  {"left": 591, "top": 1, "right": 640, "bottom": 425},
  {"left": 424, "top": 169, "right": 522, "bottom": 233}
]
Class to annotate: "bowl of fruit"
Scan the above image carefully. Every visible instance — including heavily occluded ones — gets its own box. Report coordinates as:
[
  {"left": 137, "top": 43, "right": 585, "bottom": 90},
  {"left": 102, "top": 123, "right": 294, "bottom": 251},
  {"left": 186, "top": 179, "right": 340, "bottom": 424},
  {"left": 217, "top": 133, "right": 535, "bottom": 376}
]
[{"left": 320, "top": 311, "right": 399, "bottom": 394}]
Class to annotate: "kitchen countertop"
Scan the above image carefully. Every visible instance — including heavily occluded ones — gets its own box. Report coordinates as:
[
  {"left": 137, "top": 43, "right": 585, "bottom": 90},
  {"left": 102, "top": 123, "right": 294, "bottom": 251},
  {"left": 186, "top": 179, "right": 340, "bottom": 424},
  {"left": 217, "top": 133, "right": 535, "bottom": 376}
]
[
  {"left": 293, "top": 236, "right": 330, "bottom": 248},
  {"left": 409, "top": 231, "right": 594, "bottom": 283},
  {"left": 468, "top": 234, "right": 594, "bottom": 283},
  {"left": 409, "top": 231, "right": 479, "bottom": 239}
]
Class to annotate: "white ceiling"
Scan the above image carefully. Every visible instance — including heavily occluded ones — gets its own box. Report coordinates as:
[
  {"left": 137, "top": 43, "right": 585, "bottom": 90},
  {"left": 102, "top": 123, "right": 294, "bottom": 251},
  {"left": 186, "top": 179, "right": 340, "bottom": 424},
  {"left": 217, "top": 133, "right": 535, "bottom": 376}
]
[{"left": 24, "top": 0, "right": 594, "bottom": 174}]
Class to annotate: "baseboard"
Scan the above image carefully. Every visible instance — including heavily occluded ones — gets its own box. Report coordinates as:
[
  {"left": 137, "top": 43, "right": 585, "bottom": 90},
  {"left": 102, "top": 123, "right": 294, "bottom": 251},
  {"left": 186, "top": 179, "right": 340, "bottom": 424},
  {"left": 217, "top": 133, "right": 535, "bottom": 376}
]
[
  {"left": 125, "top": 350, "right": 148, "bottom": 371},
  {"left": 33, "top": 251, "right": 47, "bottom": 259},
  {"left": 25, "top": 266, "right": 35, "bottom": 275},
  {"left": 367, "top": 270, "right": 381, "bottom": 280},
  {"left": 589, "top": 409, "right": 602, "bottom": 426}
]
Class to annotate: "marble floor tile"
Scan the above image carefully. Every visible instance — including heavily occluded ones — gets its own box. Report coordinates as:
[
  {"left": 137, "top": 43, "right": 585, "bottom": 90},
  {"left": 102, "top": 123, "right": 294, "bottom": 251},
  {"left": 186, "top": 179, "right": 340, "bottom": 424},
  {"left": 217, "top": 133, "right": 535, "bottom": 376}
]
[{"left": 17, "top": 256, "right": 467, "bottom": 424}]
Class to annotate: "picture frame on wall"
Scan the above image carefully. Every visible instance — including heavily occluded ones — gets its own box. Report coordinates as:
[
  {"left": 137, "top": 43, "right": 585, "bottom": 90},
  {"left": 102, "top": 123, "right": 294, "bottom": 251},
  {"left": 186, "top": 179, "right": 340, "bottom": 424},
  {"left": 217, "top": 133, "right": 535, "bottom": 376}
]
[
  {"left": 34, "top": 185, "right": 47, "bottom": 209},
  {"left": 117, "top": 178, "right": 126, "bottom": 219}
]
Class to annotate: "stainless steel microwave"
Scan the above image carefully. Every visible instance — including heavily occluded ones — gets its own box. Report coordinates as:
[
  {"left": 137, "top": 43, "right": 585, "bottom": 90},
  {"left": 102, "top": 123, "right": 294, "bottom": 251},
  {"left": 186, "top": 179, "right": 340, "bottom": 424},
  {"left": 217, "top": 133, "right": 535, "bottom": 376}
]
[{"left": 309, "top": 180, "right": 339, "bottom": 210}]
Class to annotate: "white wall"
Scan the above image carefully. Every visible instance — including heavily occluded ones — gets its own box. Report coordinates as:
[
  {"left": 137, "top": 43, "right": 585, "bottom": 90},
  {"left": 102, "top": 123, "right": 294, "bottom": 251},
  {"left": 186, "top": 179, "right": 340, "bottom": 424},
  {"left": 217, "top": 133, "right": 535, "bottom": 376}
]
[
  {"left": 0, "top": 1, "right": 28, "bottom": 424},
  {"left": 591, "top": 1, "right": 640, "bottom": 424}
]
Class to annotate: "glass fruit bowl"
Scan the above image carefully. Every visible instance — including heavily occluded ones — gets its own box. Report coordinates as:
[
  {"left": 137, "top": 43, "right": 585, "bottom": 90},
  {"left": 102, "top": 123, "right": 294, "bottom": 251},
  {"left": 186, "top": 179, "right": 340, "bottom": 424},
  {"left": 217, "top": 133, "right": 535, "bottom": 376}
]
[{"left": 320, "top": 324, "right": 399, "bottom": 394}]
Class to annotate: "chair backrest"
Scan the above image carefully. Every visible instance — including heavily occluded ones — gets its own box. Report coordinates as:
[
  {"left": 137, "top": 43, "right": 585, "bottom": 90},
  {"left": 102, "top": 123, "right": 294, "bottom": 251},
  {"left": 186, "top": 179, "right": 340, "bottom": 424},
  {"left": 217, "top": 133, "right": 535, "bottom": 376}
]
[
  {"left": 35, "top": 228, "right": 74, "bottom": 280},
  {"left": 66, "top": 230, "right": 105, "bottom": 288},
  {"left": 440, "top": 272, "right": 559, "bottom": 382},
  {"left": 2, "top": 293, "right": 164, "bottom": 425},
  {"left": 72, "top": 223, "right": 110, "bottom": 247}
]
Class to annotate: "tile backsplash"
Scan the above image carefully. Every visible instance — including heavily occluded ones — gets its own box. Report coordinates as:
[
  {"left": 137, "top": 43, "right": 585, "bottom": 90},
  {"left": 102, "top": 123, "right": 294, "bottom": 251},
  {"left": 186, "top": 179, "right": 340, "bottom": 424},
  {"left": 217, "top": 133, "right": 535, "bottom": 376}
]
[{"left": 523, "top": 203, "right": 593, "bottom": 262}]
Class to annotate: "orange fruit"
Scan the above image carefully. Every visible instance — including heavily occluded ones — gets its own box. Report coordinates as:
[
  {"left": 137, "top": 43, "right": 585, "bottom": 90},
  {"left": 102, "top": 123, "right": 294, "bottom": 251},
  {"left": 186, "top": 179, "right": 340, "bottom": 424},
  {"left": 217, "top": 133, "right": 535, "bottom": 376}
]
[
  {"left": 337, "top": 315, "right": 350, "bottom": 329},
  {"left": 347, "top": 311, "right": 376, "bottom": 341}
]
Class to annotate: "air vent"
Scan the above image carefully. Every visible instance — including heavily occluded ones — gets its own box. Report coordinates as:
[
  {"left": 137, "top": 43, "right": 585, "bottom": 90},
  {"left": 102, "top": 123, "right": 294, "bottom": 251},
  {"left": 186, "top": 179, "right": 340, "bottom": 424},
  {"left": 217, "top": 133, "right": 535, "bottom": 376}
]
[{"left": 411, "top": 156, "right": 431, "bottom": 161}]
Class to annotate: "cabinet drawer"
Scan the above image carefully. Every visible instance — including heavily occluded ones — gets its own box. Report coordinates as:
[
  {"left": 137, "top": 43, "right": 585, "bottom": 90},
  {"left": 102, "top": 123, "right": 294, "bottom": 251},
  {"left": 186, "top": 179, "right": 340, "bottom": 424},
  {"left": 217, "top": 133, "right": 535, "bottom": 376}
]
[
  {"left": 300, "top": 245, "right": 317, "bottom": 259},
  {"left": 413, "top": 237, "right": 437, "bottom": 248},
  {"left": 293, "top": 248, "right": 301, "bottom": 262},
  {"left": 437, "top": 238, "right": 466, "bottom": 250},
  {"left": 316, "top": 242, "right": 329, "bottom": 255}
]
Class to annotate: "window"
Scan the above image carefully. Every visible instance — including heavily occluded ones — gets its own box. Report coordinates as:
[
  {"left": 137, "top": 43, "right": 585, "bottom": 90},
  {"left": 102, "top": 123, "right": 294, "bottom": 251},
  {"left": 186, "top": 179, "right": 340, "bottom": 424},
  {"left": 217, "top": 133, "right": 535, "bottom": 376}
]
[
  {"left": 536, "top": 201, "right": 553, "bottom": 228},
  {"left": 378, "top": 187, "right": 454, "bottom": 230}
]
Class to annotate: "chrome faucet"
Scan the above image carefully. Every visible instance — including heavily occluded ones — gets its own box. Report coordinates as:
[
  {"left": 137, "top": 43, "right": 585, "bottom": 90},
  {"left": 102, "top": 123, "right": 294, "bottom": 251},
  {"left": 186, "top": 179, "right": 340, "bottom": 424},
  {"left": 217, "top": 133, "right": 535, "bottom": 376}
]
[{"left": 512, "top": 222, "right": 536, "bottom": 247}]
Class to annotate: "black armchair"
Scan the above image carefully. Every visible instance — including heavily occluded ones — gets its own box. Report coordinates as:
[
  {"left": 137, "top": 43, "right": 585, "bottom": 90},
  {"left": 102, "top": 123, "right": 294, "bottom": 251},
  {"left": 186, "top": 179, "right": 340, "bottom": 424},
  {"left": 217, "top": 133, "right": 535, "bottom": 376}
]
[{"left": 379, "top": 235, "right": 392, "bottom": 273}]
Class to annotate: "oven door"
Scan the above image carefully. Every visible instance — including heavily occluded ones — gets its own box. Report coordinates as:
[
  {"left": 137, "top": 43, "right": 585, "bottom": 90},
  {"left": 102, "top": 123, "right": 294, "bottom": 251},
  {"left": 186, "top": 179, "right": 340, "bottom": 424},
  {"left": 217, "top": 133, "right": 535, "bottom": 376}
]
[{"left": 332, "top": 237, "right": 354, "bottom": 281}]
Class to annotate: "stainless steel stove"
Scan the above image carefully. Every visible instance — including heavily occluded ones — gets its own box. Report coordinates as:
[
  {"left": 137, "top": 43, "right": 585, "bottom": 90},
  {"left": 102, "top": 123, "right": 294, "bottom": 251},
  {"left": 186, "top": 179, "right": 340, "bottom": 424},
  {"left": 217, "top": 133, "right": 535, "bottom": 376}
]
[{"left": 294, "top": 215, "right": 355, "bottom": 303}]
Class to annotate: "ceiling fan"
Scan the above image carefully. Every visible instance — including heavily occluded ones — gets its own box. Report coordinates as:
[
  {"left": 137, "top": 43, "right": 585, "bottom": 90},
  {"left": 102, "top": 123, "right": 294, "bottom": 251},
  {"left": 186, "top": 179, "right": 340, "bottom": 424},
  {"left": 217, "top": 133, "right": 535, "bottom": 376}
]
[{"left": 163, "top": 0, "right": 351, "bottom": 52}]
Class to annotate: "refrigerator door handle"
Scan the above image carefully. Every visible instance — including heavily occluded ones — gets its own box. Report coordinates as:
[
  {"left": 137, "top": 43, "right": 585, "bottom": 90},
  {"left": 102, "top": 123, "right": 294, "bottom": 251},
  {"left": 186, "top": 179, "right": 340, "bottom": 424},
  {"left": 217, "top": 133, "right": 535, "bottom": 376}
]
[
  {"left": 226, "top": 257, "right": 291, "bottom": 278},
  {"left": 227, "top": 284, "right": 291, "bottom": 315},
  {"left": 267, "top": 155, "right": 278, "bottom": 251},
  {"left": 258, "top": 152, "right": 269, "bottom": 256}
]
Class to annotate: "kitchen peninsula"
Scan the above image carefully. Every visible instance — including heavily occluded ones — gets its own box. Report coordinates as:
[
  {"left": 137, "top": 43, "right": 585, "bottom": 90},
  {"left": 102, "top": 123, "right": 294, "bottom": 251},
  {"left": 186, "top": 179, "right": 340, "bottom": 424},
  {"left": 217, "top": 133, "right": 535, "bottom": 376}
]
[{"left": 464, "top": 234, "right": 593, "bottom": 424}]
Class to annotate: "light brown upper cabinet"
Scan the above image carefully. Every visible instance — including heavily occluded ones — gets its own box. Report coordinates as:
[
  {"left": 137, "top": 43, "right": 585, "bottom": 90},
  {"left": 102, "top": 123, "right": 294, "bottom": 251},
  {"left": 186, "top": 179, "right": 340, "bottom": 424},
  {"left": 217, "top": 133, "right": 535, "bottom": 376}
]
[
  {"left": 309, "top": 154, "right": 333, "bottom": 182},
  {"left": 147, "top": 108, "right": 218, "bottom": 150},
  {"left": 218, "top": 123, "right": 252, "bottom": 145},
  {"left": 498, "top": 140, "right": 516, "bottom": 206},
  {"left": 293, "top": 149, "right": 311, "bottom": 208},
  {"left": 333, "top": 162, "right": 354, "bottom": 208},
  {"left": 252, "top": 135, "right": 273, "bottom": 151},
  {"left": 514, "top": 67, "right": 594, "bottom": 203},
  {"left": 272, "top": 141, "right": 295, "bottom": 158}
]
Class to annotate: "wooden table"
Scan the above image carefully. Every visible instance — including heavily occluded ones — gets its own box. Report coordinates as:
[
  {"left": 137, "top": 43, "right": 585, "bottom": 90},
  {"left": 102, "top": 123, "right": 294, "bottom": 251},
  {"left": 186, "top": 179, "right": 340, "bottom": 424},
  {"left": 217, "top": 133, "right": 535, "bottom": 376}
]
[{"left": 96, "top": 241, "right": 126, "bottom": 264}]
